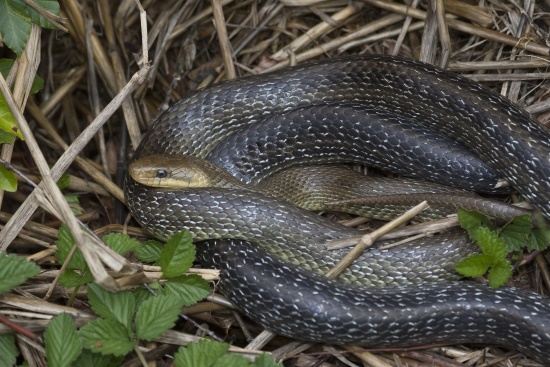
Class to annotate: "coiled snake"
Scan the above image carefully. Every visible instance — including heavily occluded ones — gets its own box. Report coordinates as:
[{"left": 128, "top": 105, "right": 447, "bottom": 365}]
[{"left": 125, "top": 55, "right": 550, "bottom": 362}]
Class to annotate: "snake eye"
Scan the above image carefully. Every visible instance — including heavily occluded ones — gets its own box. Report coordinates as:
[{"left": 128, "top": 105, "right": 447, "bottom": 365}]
[{"left": 156, "top": 169, "right": 167, "bottom": 179}]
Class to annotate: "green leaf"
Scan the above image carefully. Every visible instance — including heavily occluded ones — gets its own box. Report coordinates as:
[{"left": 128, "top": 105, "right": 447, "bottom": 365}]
[
  {"left": 55, "top": 224, "right": 88, "bottom": 271},
  {"left": 457, "top": 208, "right": 493, "bottom": 235},
  {"left": 0, "top": 164, "right": 17, "bottom": 192},
  {"left": 135, "top": 296, "right": 184, "bottom": 341},
  {"left": 25, "top": 0, "right": 60, "bottom": 29},
  {"left": 472, "top": 227, "right": 507, "bottom": 260},
  {"left": 159, "top": 230, "right": 195, "bottom": 278},
  {"left": 65, "top": 194, "right": 83, "bottom": 215},
  {"left": 164, "top": 275, "right": 210, "bottom": 306},
  {"left": 499, "top": 214, "right": 532, "bottom": 252},
  {"left": 0, "top": 0, "right": 32, "bottom": 55},
  {"left": 135, "top": 240, "right": 163, "bottom": 263},
  {"left": 56, "top": 172, "right": 70, "bottom": 190},
  {"left": 488, "top": 260, "right": 513, "bottom": 288},
  {"left": 131, "top": 286, "right": 155, "bottom": 309},
  {"left": 0, "top": 252, "right": 40, "bottom": 295},
  {"left": 58, "top": 269, "right": 93, "bottom": 288},
  {"left": 80, "top": 319, "right": 134, "bottom": 357},
  {"left": 0, "top": 93, "right": 23, "bottom": 140},
  {"left": 87, "top": 283, "right": 135, "bottom": 332},
  {"left": 527, "top": 228, "right": 550, "bottom": 252},
  {"left": 102, "top": 233, "right": 140, "bottom": 255},
  {"left": 252, "top": 354, "right": 282, "bottom": 367},
  {"left": 454, "top": 254, "right": 493, "bottom": 278},
  {"left": 0, "top": 130, "right": 16, "bottom": 143},
  {"left": 0, "top": 334, "right": 18, "bottom": 367},
  {"left": 44, "top": 313, "right": 82, "bottom": 367},
  {"left": 73, "top": 350, "right": 120, "bottom": 367},
  {"left": 0, "top": 58, "right": 43, "bottom": 94},
  {"left": 174, "top": 340, "right": 230, "bottom": 367},
  {"left": 212, "top": 354, "right": 252, "bottom": 367}
]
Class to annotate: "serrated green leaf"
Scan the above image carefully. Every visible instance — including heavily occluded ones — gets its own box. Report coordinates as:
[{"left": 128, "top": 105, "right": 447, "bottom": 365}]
[
  {"left": 131, "top": 286, "right": 155, "bottom": 309},
  {"left": 102, "top": 233, "right": 140, "bottom": 255},
  {"left": 499, "top": 214, "right": 532, "bottom": 252},
  {"left": 25, "top": 0, "right": 60, "bottom": 29},
  {"left": 73, "top": 349, "right": 120, "bottom": 367},
  {"left": 252, "top": 354, "right": 282, "bottom": 367},
  {"left": 472, "top": 227, "right": 507, "bottom": 260},
  {"left": 0, "top": 93, "right": 24, "bottom": 140},
  {"left": 55, "top": 224, "right": 88, "bottom": 270},
  {"left": 457, "top": 208, "right": 493, "bottom": 235},
  {"left": 87, "top": 283, "right": 135, "bottom": 332},
  {"left": 0, "top": 130, "right": 16, "bottom": 143},
  {"left": 164, "top": 275, "right": 210, "bottom": 306},
  {"left": 212, "top": 353, "right": 251, "bottom": 367},
  {"left": 0, "top": 334, "right": 18, "bottom": 367},
  {"left": 454, "top": 254, "right": 493, "bottom": 277},
  {"left": 0, "top": 252, "right": 40, "bottom": 295},
  {"left": 56, "top": 172, "right": 70, "bottom": 190},
  {"left": 29, "top": 74, "right": 44, "bottom": 94},
  {"left": 159, "top": 230, "right": 195, "bottom": 278},
  {"left": 526, "top": 228, "right": 550, "bottom": 252},
  {"left": 80, "top": 319, "right": 134, "bottom": 356},
  {"left": 65, "top": 194, "right": 84, "bottom": 215},
  {"left": 0, "top": 59, "right": 15, "bottom": 76},
  {"left": 174, "top": 340, "right": 230, "bottom": 367},
  {"left": 0, "top": 0, "right": 32, "bottom": 55},
  {"left": 44, "top": 313, "right": 81, "bottom": 367},
  {"left": 135, "top": 296, "right": 184, "bottom": 341},
  {"left": 0, "top": 58, "right": 43, "bottom": 94},
  {"left": 488, "top": 260, "right": 513, "bottom": 288},
  {"left": 0, "top": 164, "right": 17, "bottom": 192},
  {"left": 135, "top": 240, "right": 163, "bottom": 263},
  {"left": 58, "top": 269, "right": 93, "bottom": 288}
]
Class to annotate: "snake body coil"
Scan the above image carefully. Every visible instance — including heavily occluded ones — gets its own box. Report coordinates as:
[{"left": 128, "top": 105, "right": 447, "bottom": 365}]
[{"left": 125, "top": 55, "right": 550, "bottom": 362}]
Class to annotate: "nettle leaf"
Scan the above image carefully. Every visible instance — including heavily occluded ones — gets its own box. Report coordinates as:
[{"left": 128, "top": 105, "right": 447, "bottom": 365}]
[
  {"left": 457, "top": 208, "right": 493, "bottom": 235},
  {"left": 252, "top": 354, "right": 282, "bottom": 367},
  {"left": 212, "top": 353, "right": 252, "bottom": 367},
  {"left": 499, "top": 214, "right": 532, "bottom": 252},
  {"left": 26, "top": 0, "right": 60, "bottom": 29},
  {"left": 0, "top": 0, "right": 32, "bottom": 56},
  {"left": 455, "top": 254, "right": 493, "bottom": 278},
  {"left": 80, "top": 319, "right": 134, "bottom": 357},
  {"left": 164, "top": 274, "right": 210, "bottom": 306},
  {"left": 102, "top": 233, "right": 140, "bottom": 255},
  {"left": 135, "top": 240, "right": 163, "bottom": 263},
  {"left": 135, "top": 296, "right": 184, "bottom": 341},
  {"left": 0, "top": 93, "right": 23, "bottom": 140},
  {"left": 87, "top": 283, "right": 135, "bottom": 332},
  {"left": 56, "top": 172, "right": 70, "bottom": 190},
  {"left": 0, "top": 130, "right": 16, "bottom": 144},
  {"left": 0, "top": 58, "right": 44, "bottom": 94},
  {"left": 527, "top": 228, "right": 550, "bottom": 252},
  {"left": 55, "top": 224, "right": 88, "bottom": 271},
  {"left": 0, "top": 334, "right": 18, "bottom": 367},
  {"left": 0, "top": 164, "right": 17, "bottom": 192},
  {"left": 73, "top": 349, "right": 120, "bottom": 367},
  {"left": 0, "top": 252, "right": 40, "bottom": 295},
  {"left": 472, "top": 227, "right": 507, "bottom": 260},
  {"left": 44, "top": 313, "right": 82, "bottom": 367},
  {"left": 58, "top": 269, "right": 93, "bottom": 288},
  {"left": 174, "top": 340, "right": 230, "bottom": 367},
  {"left": 488, "top": 260, "right": 513, "bottom": 289},
  {"left": 159, "top": 230, "right": 195, "bottom": 278}
]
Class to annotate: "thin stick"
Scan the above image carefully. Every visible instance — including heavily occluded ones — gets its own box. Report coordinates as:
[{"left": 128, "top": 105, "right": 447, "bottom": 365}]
[{"left": 211, "top": 0, "right": 236, "bottom": 79}]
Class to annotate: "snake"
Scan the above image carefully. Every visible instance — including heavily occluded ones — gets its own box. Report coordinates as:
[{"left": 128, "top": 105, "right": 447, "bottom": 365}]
[{"left": 124, "top": 55, "right": 550, "bottom": 362}]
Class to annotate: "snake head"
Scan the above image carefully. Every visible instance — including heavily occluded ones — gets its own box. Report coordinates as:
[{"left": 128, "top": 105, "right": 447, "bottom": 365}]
[{"left": 128, "top": 154, "right": 242, "bottom": 189}]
